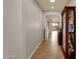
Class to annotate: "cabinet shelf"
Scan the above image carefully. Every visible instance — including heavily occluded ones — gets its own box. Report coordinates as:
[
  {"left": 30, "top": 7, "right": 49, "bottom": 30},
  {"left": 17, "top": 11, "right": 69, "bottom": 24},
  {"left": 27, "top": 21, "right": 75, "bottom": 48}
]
[{"left": 62, "top": 6, "right": 76, "bottom": 59}]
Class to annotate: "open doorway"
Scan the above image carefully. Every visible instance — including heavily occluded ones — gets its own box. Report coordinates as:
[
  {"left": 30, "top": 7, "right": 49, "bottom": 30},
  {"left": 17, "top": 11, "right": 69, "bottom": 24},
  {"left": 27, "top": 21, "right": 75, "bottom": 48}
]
[{"left": 51, "top": 22, "right": 59, "bottom": 31}]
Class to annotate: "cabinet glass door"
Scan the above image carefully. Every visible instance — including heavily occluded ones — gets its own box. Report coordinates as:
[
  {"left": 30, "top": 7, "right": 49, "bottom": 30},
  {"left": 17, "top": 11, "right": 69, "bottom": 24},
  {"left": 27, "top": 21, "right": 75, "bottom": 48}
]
[
  {"left": 68, "top": 10, "right": 75, "bottom": 55},
  {"left": 63, "top": 12, "right": 66, "bottom": 52}
]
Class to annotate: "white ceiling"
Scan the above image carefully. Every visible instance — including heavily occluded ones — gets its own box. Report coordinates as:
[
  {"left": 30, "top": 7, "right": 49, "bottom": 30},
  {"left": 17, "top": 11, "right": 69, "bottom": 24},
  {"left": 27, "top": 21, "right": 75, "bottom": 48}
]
[{"left": 36, "top": 0, "right": 69, "bottom": 12}]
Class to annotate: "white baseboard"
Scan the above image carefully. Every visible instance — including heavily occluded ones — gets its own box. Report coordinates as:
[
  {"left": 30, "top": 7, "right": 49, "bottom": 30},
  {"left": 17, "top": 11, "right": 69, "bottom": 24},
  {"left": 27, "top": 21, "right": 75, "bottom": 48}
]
[{"left": 28, "top": 39, "right": 44, "bottom": 59}]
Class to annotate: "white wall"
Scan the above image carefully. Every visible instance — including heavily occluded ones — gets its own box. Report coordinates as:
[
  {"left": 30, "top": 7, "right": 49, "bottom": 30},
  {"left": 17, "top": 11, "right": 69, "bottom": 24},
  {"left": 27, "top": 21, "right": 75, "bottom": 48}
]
[
  {"left": 4, "top": 0, "right": 44, "bottom": 59},
  {"left": 66, "top": 0, "right": 76, "bottom": 6},
  {"left": 22, "top": 0, "right": 44, "bottom": 59},
  {"left": 3, "top": 0, "right": 22, "bottom": 59}
]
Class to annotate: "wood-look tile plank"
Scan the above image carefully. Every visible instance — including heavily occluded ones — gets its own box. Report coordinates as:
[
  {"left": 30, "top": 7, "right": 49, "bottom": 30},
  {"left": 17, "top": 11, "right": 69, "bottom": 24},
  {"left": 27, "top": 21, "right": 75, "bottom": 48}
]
[{"left": 31, "top": 31, "right": 65, "bottom": 59}]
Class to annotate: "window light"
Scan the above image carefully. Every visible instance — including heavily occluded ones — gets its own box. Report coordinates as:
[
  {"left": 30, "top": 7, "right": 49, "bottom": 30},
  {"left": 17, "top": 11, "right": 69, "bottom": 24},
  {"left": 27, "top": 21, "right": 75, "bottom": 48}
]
[{"left": 51, "top": 6, "right": 54, "bottom": 9}]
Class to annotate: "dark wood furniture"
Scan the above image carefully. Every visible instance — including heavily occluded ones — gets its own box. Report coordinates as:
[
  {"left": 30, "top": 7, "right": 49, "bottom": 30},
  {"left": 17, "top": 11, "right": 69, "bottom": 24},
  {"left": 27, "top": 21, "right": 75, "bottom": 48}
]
[
  {"left": 62, "top": 6, "right": 76, "bottom": 59},
  {"left": 58, "top": 31, "right": 62, "bottom": 46}
]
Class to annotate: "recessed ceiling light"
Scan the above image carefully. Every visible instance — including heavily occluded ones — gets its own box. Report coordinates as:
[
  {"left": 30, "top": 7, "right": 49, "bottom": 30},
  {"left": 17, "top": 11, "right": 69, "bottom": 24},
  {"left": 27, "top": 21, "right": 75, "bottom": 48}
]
[
  {"left": 51, "top": 6, "right": 54, "bottom": 9},
  {"left": 50, "top": 0, "right": 55, "bottom": 2}
]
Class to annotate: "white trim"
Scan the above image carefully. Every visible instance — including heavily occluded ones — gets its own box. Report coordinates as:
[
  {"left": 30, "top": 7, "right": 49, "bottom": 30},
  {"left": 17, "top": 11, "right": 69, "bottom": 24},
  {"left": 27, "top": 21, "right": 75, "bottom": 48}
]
[{"left": 28, "top": 39, "right": 44, "bottom": 59}]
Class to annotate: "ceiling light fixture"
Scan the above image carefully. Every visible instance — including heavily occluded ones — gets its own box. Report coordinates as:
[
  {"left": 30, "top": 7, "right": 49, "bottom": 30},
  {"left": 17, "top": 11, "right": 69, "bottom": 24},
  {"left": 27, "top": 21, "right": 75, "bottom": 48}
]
[{"left": 50, "top": 0, "right": 55, "bottom": 2}]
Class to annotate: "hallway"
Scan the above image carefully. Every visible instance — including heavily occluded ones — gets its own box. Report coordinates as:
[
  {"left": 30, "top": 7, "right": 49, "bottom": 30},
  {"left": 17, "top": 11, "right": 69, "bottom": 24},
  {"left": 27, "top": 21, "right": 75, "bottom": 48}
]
[
  {"left": 3, "top": 0, "right": 76, "bottom": 59},
  {"left": 31, "top": 31, "right": 65, "bottom": 59}
]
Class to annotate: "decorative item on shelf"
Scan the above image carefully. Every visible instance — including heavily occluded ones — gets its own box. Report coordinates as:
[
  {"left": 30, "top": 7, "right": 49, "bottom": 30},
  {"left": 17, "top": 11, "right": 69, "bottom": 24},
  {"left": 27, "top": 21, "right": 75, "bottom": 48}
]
[
  {"left": 68, "top": 33, "right": 74, "bottom": 55},
  {"left": 68, "top": 11, "right": 74, "bottom": 32},
  {"left": 68, "top": 24, "right": 74, "bottom": 32}
]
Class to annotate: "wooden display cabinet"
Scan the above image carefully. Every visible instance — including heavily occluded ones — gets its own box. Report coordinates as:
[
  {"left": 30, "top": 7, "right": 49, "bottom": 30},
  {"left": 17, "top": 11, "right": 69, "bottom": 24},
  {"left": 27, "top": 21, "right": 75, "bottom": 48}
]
[{"left": 62, "top": 6, "right": 76, "bottom": 59}]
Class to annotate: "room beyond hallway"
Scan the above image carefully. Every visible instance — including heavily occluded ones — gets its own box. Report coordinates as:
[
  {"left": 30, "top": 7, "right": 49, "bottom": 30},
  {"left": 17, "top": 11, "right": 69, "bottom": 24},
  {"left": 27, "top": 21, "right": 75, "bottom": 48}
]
[{"left": 31, "top": 31, "right": 65, "bottom": 59}]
